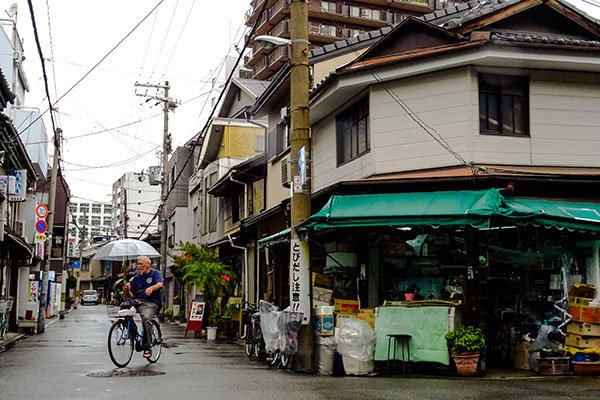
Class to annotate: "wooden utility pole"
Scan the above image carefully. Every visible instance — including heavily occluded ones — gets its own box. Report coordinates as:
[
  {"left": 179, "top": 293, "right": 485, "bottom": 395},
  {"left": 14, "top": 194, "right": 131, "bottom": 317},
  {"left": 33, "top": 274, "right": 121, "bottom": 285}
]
[
  {"left": 134, "top": 81, "right": 178, "bottom": 315},
  {"left": 289, "top": 0, "right": 312, "bottom": 371},
  {"left": 37, "top": 128, "right": 61, "bottom": 333}
]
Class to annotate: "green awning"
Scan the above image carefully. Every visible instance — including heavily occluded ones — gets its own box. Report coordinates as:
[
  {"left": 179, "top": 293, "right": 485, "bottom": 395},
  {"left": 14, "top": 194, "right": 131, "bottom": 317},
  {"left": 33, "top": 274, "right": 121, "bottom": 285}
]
[
  {"left": 299, "top": 189, "right": 600, "bottom": 233},
  {"left": 258, "top": 228, "right": 291, "bottom": 248}
]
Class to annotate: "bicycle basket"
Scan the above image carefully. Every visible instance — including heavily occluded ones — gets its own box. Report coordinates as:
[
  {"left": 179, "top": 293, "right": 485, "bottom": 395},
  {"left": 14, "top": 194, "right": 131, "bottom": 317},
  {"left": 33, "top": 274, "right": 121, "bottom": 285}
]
[{"left": 107, "top": 305, "right": 121, "bottom": 318}]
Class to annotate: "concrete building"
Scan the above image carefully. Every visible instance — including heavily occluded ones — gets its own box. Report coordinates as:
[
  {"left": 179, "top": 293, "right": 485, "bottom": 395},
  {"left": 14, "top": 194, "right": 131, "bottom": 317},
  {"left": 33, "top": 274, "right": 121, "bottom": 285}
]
[
  {"left": 243, "top": 0, "right": 439, "bottom": 80},
  {"left": 68, "top": 200, "right": 113, "bottom": 241},
  {"left": 111, "top": 172, "right": 161, "bottom": 239}
]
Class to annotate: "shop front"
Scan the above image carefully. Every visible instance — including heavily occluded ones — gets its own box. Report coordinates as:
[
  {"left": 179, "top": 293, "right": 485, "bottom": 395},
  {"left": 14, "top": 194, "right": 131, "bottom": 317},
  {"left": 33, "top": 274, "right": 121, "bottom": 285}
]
[{"left": 298, "top": 188, "right": 600, "bottom": 374}]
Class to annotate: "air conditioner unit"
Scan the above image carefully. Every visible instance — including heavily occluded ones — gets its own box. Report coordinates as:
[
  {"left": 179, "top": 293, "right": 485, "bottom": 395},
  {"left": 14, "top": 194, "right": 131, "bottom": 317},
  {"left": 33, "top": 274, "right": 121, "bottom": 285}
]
[{"left": 281, "top": 156, "right": 291, "bottom": 187}]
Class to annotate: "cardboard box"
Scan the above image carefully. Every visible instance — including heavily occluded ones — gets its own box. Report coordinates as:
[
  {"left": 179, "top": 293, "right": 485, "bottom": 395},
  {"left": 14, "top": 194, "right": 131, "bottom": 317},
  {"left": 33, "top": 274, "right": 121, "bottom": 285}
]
[
  {"left": 569, "top": 284, "right": 596, "bottom": 299},
  {"left": 313, "top": 287, "right": 333, "bottom": 303},
  {"left": 335, "top": 312, "right": 358, "bottom": 326},
  {"left": 565, "top": 333, "right": 600, "bottom": 349},
  {"left": 312, "top": 272, "right": 333, "bottom": 288},
  {"left": 356, "top": 312, "right": 375, "bottom": 329},
  {"left": 313, "top": 315, "right": 334, "bottom": 336},
  {"left": 314, "top": 305, "right": 335, "bottom": 316},
  {"left": 567, "top": 322, "right": 600, "bottom": 336},
  {"left": 569, "top": 304, "right": 600, "bottom": 323},
  {"left": 334, "top": 299, "right": 360, "bottom": 314}
]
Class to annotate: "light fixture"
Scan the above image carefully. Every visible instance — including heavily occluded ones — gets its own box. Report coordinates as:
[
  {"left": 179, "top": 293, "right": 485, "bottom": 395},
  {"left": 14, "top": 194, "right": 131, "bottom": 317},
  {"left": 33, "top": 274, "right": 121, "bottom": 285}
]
[{"left": 254, "top": 35, "right": 292, "bottom": 50}]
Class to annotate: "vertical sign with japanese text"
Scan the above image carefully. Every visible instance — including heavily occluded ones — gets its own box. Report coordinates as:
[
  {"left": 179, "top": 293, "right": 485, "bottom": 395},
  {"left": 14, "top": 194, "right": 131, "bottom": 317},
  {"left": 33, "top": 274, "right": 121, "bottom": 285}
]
[{"left": 290, "top": 237, "right": 310, "bottom": 324}]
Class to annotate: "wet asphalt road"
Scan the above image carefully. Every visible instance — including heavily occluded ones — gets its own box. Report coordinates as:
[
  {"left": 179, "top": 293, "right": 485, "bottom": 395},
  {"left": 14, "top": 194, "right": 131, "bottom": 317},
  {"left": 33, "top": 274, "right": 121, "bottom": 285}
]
[{"left": 1, "top": 305, "right": 600, "bottom": 400}]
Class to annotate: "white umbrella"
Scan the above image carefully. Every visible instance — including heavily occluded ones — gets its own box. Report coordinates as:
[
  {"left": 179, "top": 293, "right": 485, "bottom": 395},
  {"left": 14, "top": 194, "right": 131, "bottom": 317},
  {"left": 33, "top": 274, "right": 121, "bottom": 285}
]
[{"left": 93, "top": 238, "right": 160, "bottom": 261}]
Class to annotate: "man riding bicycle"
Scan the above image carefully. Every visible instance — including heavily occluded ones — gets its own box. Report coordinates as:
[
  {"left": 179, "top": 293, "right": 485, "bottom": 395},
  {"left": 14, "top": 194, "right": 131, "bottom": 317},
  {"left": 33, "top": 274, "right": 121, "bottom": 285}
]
[{"left": 124, "top": 255, "right": 163, "bottom": 359}]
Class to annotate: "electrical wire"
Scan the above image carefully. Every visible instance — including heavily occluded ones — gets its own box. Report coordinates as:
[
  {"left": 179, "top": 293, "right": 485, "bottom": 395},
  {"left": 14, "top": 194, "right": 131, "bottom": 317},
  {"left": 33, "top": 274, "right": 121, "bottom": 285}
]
[
  {"left": 319, "top": 6, "right": 471, "bottom": 169},
  {"left": 62, "top": 145, "right": 160, "bottom": 171},
  {"left": 159, "top": 0, "right": 196, "bottom": 80},
  {"left": 17, "top": 0, "right": 167, "bottom": 137},
  {"left": 26, "top": 0, "right": 58, "bottom": 139},
  {"left": 135, "top": 0, "right": 270, "bottom": 239},
  {"left": 148, "top": 0, "right": 179, "bottom": 80}
]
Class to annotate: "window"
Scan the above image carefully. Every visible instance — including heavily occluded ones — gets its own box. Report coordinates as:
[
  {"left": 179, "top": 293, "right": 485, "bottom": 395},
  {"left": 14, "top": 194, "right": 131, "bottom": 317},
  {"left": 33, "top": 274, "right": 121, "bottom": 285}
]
[
  {"left": 336, "top": 97, "right": 370, "bottom": 165},
  {"left": 255, "top": 134, "right": 265, "bottom": 152},
  {"left": 205, "top": 172, "right": 218, "bottom": 233},
  {"left": 92, "top": 203, "right": 101, "bottom": 213},
  {"left": 91, "top": 217, "right": 101, "bottom": 226},
  {"left": 350, "top": 6, "right": 360, "bottom": 17},
  {"left": 321, "top": 1, "right": 337, "bottom": 13},
  {"left": 267, "top": 121, "right": 289, "bottom": 160},
  {"left": 479, "top": 73, "right": 528, "bottom": 136},
  {"left": 80, "top": 203, "right": 89, "bottom": 212}
]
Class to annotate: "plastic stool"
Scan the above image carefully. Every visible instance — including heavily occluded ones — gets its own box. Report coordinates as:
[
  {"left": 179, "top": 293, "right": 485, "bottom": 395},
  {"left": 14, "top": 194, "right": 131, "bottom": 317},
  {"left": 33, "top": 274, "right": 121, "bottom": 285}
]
[{"left": 387, "top": 333, "right": 412, "bottom": 376}]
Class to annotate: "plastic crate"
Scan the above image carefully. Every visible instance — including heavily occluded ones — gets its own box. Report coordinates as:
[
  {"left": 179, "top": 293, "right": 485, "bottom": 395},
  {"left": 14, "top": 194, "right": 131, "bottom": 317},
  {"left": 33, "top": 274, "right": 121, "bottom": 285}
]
[{"left": 537, "top": 357, "right": 570, "bottom": 375}]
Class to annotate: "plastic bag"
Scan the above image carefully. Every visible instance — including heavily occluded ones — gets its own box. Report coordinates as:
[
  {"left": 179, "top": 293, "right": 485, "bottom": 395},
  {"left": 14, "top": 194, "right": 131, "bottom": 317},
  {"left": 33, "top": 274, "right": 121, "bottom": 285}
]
[
  {"left": 259, "top": 300, "right": 280, "bottom": 353},
  {"left": 277, "top": 308, "right": 304, "bottom": 354},
  {"left": 315, "top": 335, "right": 336, "bottom": 375},
  {"left": 336, "top": 318, "right": 375, "bottom": 361}
]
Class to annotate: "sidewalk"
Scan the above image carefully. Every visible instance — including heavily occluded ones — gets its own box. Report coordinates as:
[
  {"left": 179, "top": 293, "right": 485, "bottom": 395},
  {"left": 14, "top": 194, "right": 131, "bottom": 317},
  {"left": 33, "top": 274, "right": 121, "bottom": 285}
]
[{"left": 0, "top": 332, "right": 26, "bottom": 353}]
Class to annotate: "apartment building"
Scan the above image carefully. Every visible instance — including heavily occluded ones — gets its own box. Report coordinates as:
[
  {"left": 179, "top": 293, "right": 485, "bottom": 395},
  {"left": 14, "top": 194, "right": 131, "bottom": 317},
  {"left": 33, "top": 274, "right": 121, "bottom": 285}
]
[{"left": 244, "top": 0, "right": 439, "bottom": 80}]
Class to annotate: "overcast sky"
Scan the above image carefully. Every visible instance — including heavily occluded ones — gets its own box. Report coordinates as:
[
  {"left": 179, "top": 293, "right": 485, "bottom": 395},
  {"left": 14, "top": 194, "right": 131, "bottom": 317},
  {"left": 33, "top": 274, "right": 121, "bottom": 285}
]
[
  {"left": 9, "top": 0, "right": 248, "bottom": 203},
  {"left": 6, "top": 0, "right": 600, "bottom": 204}
]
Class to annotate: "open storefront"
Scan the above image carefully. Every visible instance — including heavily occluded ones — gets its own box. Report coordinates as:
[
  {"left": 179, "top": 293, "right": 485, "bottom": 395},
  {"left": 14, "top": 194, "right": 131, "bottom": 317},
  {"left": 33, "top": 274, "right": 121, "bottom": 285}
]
[{"left": 296, "top": 188, "right": 600, "bottom": 373}]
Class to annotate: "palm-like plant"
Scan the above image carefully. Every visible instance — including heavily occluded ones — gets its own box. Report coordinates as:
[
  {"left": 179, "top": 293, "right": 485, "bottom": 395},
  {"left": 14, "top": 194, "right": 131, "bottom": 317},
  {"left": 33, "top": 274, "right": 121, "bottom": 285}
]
[{"left": 174, "top": 242, "right": 236, "bottom": 327}]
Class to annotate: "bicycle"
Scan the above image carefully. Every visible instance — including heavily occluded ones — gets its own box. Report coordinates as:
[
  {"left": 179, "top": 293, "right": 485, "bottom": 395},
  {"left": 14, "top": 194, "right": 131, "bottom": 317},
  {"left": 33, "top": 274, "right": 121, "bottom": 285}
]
[
  {"left": 242, "top": 302, "right": 264, "bottom": 360},
  {"left": 106, "top": 303, "right": 162, "bottom": 368},
  {"left": 0, "top": 297, "right": 14, "bottom": 339}
]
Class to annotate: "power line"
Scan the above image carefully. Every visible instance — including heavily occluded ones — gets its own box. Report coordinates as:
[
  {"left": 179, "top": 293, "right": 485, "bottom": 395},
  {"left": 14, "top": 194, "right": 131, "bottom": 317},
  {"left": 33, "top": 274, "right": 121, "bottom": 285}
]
[
  {"left": 18, "top": 0, "right": 167, "bottom": 137},
  {"left": 135, "top": 0, "right": 270, "bottom": 239}
]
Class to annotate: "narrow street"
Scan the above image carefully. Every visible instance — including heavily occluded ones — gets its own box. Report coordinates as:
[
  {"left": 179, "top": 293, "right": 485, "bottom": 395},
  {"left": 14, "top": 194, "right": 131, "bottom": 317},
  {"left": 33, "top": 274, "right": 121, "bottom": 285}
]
[{"left": 0, "top": 305, "right": 599, "bottom": 400}]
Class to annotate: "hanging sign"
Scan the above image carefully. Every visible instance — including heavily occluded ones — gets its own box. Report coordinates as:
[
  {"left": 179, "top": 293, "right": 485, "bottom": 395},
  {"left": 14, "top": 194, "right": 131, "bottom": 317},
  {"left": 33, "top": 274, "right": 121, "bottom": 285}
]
[
  {"left": 290, "top": 237, "right": 310, "bottom": 324},
  {"left": 9, "top": 169, "right": 27, "bottom": 201}
]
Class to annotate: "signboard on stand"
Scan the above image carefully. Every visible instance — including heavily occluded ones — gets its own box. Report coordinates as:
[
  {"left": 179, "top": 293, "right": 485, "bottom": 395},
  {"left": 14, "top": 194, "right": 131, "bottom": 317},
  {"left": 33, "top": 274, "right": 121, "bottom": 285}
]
[{"left": 184, "top": 301, "right": 205, "bottom": 338}]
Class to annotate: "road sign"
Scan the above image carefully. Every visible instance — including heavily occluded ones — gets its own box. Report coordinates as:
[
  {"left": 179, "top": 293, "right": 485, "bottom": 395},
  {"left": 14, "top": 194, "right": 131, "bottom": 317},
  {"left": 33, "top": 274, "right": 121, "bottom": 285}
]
[
  {"left": 35, "top": 219, "right": 48, "bottom": 234},
  {"left": 35, "top": 204, "right": 48, "bottom": 219},
  {"left": 35, "top": 234, "right": 46, "bottom": 241},
  {"left": 73, "top": 260, "right": 81, "bottom": 269}
]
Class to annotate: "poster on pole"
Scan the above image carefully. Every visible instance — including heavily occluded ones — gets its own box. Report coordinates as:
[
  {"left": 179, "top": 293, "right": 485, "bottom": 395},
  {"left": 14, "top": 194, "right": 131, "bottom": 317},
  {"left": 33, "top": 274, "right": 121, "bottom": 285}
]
[
  {"left": 290, "top": 238, "right": 310, "bottom": 324},
  {"left": 184, "top": 301, "right": 205, "bottom": 338}
]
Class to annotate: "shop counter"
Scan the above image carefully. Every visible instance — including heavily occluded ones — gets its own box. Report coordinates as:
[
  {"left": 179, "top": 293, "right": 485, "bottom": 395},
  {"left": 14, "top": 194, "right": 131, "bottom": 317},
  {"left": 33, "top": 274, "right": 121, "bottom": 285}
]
[{"left": 374, "top": 304, "right": 461, "bottom": 365}]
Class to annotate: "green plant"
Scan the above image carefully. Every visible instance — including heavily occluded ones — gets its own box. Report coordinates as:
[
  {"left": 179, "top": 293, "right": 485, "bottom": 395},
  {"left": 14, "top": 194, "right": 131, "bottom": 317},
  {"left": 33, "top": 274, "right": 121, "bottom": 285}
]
[
  {"left": 174, "top": 242, "right": 236, "bottom": 327},
  {"left": 445, "top": 325, "right": 485, "bottom": 354},
  {"left": 164, "top": 308, "right": 174, "bottom": 321},
  {"left": 173, "top": 294, "right": 181, "bottom": 304}
]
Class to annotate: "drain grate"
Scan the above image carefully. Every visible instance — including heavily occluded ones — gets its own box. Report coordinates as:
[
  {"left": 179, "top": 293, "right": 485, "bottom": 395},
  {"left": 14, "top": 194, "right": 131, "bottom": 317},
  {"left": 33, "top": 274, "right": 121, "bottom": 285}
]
[{"left": 87, "top": 370, "right": 165, "bottom": 378}]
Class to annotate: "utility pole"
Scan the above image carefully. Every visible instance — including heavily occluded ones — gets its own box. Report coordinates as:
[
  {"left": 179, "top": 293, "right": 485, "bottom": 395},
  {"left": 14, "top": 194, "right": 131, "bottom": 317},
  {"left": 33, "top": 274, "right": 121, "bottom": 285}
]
[
  {"left": 37, "top": 128, "right": 61, "bottom": 333},
  {"left": 289, "top": 0, "right": 312, "bottom": 371},
  {"left": 74, "top": 210, "right": 86, "bottom": 309},
  {"left": 134, "top": 81, "right": 178, "bottom": 315}
]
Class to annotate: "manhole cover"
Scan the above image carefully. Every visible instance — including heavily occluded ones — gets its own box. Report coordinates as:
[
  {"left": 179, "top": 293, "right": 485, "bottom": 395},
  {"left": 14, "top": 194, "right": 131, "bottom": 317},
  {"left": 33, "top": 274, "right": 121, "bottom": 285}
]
[{"left": 87, "top": 370, "right": 165, "bottom": 378}]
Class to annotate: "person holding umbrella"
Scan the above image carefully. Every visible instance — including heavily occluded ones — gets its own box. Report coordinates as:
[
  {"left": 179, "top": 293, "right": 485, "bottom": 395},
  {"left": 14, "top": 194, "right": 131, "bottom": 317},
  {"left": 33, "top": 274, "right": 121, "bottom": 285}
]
[{"left": 124, "top": 255, "right": 163, "bottom": 359}]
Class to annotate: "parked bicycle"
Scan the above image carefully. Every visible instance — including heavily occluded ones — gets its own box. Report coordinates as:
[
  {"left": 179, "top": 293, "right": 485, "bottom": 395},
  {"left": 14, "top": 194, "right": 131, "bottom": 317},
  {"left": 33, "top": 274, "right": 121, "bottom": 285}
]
[
  {"left": 242, "top": 302, "right": 264, "bottom": 360},
  {"left": 0, "top": 297, "right": 14, "bottom": 339},
  {"left": 258, "top": 300, "right": 303, "bottom": 370},
  {"left": 106, "top": 302, "right": 162, "bottom": 368}
]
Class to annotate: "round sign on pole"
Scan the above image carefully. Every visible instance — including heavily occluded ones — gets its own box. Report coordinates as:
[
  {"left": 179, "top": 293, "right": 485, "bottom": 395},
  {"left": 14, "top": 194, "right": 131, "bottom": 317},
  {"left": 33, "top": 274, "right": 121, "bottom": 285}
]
[
  {"left": 73, "top": 261, "right": 81, "bottom": 269},
  {"left": 35, "top": 204, "right": 49, "bottom": 219},
  {"left": 35, "top": 219, "right": 48, "bottom": 234}
]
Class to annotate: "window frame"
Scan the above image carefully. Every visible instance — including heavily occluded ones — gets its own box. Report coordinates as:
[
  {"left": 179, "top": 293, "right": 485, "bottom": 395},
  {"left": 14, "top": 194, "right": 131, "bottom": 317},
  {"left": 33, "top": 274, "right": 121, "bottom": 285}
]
[
  {"left": 336, "top": 96, "right": 370, "bottom": 166},
  {"left": 478, "top": 73, "right": 529, "bottom": 137}
]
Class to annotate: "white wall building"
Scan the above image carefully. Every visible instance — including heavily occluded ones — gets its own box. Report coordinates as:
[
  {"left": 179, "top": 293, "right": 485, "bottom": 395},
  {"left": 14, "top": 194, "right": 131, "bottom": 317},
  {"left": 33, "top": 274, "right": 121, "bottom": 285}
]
[
  {"left": 68, "top": 200, "right": 114, "bottom": 242},
  {"left": 111, "top": 172, "right": 161, "bottom": 239}
]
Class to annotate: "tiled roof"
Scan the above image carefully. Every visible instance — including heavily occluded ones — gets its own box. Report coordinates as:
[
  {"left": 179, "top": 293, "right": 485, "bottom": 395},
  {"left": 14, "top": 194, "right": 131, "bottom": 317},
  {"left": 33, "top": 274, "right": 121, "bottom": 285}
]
[
  {"left": 237, "top": 78, "right": 270, "bottom": 97},
  {"left": 491, "top": 30, "right": 600, "bottom": 47}
]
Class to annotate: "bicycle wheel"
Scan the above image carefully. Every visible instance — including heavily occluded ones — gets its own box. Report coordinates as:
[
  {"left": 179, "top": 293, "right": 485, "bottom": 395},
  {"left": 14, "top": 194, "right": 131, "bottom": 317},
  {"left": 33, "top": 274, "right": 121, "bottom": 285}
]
[
  {"left": 108, "top": 320, "right": 133, "bottom": 368},
  {"left": 146, "top": 320, "right": 162, "bottom": 364},
  {"left": 244, "top": 328, "right": 254, "bottom": 358},
  {"left": 280, "top": 352, "right": 293, "bottom": 370}
]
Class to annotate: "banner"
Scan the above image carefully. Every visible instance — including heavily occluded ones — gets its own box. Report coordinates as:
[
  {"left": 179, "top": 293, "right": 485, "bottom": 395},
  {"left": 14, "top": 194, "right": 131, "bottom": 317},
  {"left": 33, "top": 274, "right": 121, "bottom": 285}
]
[{"left": 289, "top": 238, "right": 310, "bottom": 324}]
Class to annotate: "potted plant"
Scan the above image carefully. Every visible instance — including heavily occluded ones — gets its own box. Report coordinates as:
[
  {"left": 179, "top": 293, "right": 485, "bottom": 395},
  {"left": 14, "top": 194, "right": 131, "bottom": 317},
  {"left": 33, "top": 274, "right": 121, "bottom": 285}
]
[
  {"left": 445, "top": 325, "right": 486, "bottom": 375},
  {"left": 172, "top": 294, "right": 181, "bottom": 317},
  {"left": 175, "top": 243, "right": 235, "bottom": 340}
]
